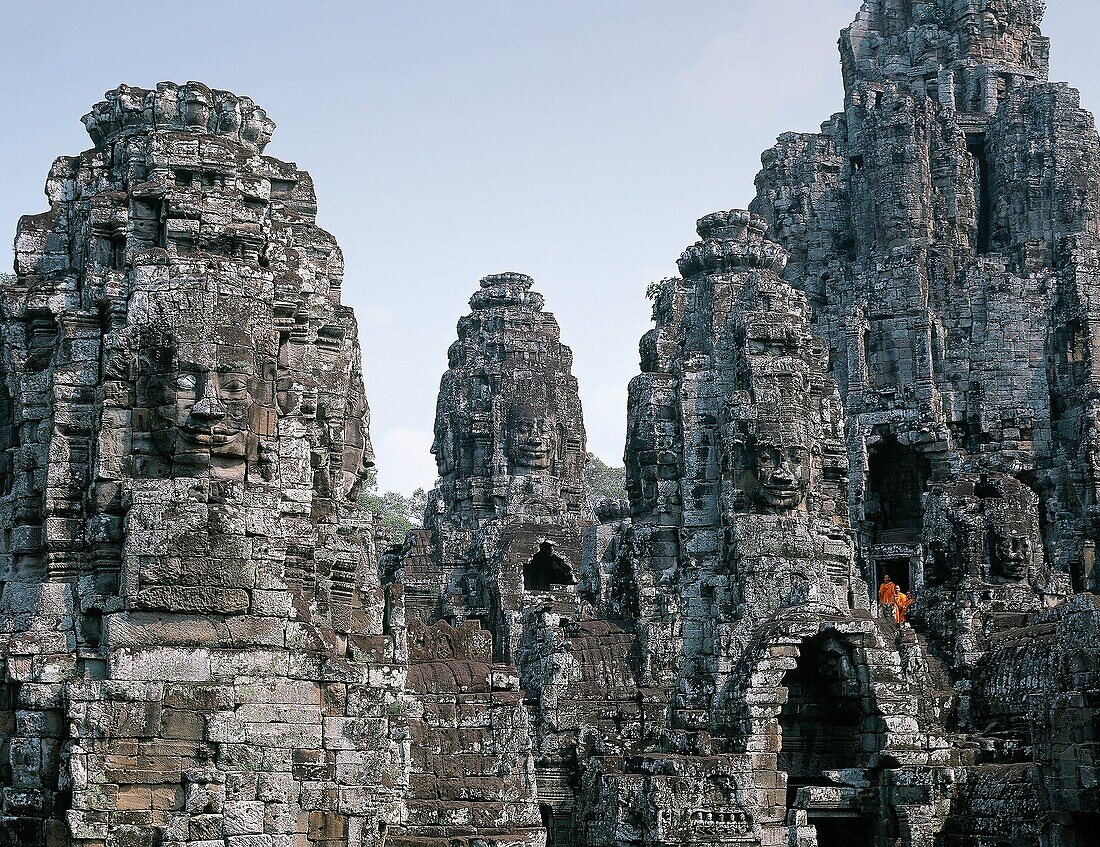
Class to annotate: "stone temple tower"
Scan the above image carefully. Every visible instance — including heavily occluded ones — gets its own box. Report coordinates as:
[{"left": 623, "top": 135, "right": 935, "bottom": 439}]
[
  {"left": 621, "top": 211, "right": 860, "bottom": 726},
  {"left": 400, "top": 271, "right": 590, "bottom": 663},
  {"left": 390, "top": 271, "right": 592, "bottom": 846},
  {"left": 752, "top": 0, "right": 1097, "bottom": 599},
  {"left": 620, "top": 211, "right": 858, "bottom": 712},
  {"left": 0, "top": 83, "right": 405, "bottom": 847},
  {"left": 575, "top": 211, "right": 955, "bottom": 845}
]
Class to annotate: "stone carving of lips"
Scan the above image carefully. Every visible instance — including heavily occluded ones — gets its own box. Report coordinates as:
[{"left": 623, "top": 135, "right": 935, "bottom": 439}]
[
  {"left": 177, "top": 424, "right": 239, "bottom": 449},
  {"left": 516, "top": 436, "right": 550, "bottom": 463},
  {"left": 758, "top": 480, "right": 803, "bottom": 509},
  {"left": 762, "top": 474, "right": 800, "bottom": 500}
]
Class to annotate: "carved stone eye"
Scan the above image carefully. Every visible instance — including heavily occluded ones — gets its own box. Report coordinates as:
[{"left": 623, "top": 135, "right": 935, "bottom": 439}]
[{"left": 175, "top": 373, "right": 197, "bottom": 392}]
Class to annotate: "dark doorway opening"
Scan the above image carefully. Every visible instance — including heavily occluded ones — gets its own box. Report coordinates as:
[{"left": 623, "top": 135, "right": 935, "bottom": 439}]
[
  {"left": 867, "top": 436, "right": 931, "bottom": 544},
  {"left": 876, "top": 557, "right": 911, "bottom": 594},
  {"left": 523, "top": 542, "right": 573, "bottom": 591},
  {"left": 812, "top": 815, "right": 875, "bottom": 847},
  {"left": 778, "top": 635, "right": 868, "bottom": 804},
  {"left": 539, "top": 804, "right": 554, "bottom": 845},
  {"left": 1070, "top": 814, "right": 1100, "bottom": 847}
]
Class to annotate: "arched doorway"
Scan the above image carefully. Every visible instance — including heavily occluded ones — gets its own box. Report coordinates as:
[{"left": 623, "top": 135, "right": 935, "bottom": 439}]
[
  {"left": 523, "top": 542, "right": 573, "bottom": 591},
  {"left": 777, "top": 634, "right": 878, "bottom": 847},
  {"left": 778, "top": 635, "right": 866, "bottom": 790}
]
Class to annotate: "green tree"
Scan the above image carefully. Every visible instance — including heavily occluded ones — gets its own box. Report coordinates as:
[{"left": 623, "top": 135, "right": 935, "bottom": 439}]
[
  {"left": 586, "top": 452, "right": 626, "bottom": 502},
  {"left": 358, "top": 468, "right": 428, "bottom": 548}
]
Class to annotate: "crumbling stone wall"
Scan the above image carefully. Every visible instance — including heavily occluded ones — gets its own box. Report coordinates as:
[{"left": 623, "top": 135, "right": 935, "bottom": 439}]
[{"left": 394, "top": 619, "right": 545, "bottom": 847}]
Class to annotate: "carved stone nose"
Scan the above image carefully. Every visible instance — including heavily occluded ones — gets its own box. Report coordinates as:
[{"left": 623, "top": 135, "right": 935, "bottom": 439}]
[{"left": 190, "top": 387, "right": 225, "bottom": 423}]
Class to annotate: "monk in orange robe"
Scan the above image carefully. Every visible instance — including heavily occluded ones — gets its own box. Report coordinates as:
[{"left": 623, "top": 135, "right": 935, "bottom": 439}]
[
  {"left": 894, "top": 591, "right": 914, "bottom": 624},
  {"left": 878, "top": 575, "right": 897, "bottom": 617}
]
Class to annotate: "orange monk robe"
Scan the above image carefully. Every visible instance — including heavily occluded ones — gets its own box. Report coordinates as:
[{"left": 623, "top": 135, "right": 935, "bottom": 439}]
[
  {"left": 878, "top": 580, "right": 898, "bottom": 606},
  {"left": 894, "top": 592, "right": 914, "bottom": 624}
]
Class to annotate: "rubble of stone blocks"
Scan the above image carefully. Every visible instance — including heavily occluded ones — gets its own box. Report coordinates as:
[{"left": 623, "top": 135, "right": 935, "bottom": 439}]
[{"left": 4, "top": 1, "right": 1100, "bottom": 845}]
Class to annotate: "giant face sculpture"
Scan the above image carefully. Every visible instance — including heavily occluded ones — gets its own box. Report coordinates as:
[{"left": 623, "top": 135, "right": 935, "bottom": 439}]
[
  {"left": 748, "top": 439, "right": 809, "bottom": 511},
  {"left": 989, "top": 528, "right": 1031, "bottom": 582},
  {"left": 132, "top": 283, "right": 279, "bottom": 479},
  {"left": 925, "top": 474, "right": 1040, "bottom": 585},
  {"left": 431, "top": 414, "right": 458, "bottom": 478},
  {"left": 978, "top": 473, "right": 1039, "bottom": 583},
  {"left": 141, "top": 332, "right": 276, "bottom": 478},
  {"left": 507, "top": 402, "right": 554, "bottom": 474}
]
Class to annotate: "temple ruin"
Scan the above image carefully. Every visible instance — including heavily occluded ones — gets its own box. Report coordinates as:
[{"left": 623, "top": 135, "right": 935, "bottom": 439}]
[{"left": 3, "top": 1, "right": 1100, "bottom": 845}]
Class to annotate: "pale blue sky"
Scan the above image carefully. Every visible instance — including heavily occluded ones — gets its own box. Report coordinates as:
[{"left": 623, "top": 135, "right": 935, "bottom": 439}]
[{"left": 5, "top": 1, "right": 1100, "bottom": 494}]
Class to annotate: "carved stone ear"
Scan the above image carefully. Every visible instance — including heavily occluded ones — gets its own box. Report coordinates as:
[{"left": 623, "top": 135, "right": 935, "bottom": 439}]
[{"left": 257, "top": 438, "right": 277, "bottom": 482}]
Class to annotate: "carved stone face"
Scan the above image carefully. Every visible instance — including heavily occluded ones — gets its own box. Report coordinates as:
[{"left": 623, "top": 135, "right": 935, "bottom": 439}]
[
  {"left": 750, "top": 441, "right": 808, "bottom": 510},
  {"left": 990, "top": 528, "right": 1031, "bottom": 582},
  {"left": 431, "top": 417, "right": 457, "bottom": 477},
  {"left": 144, "top": 339, "right": 274, "bottom": 475},
  {"left": 507, "top": 406, "right": 553, "bottom": 473}
]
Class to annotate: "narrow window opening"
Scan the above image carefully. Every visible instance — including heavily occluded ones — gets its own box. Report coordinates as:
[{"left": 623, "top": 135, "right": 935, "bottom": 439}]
[
  {"left": 925, "top": 73, "right": 940, "bottom": 104},
  {"left": 25, "top": 312, "right": 58, "bottom": 373},
  {"left": 813, "top": 817, "right": 875, "bottom": 847},
  {"left": 381, "top": 586, "right": 393, "bottom": 636},
  {"left": 129, "top": 198, "right": 164, "bottom": 249},
  {"left": 111, "top": 235, "right": 126, "bottom": 270},
  {"left": 967, "top": 133, "right": 992, "bottom": 254}
]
